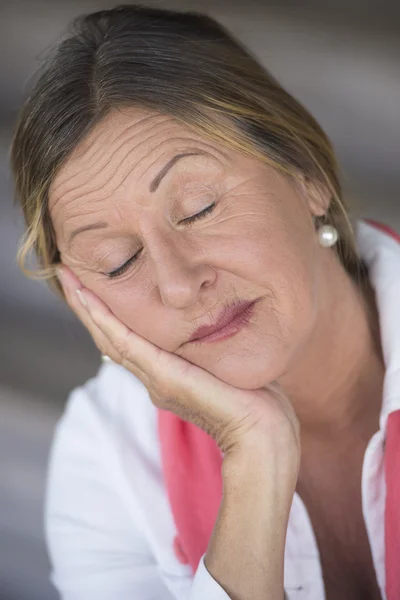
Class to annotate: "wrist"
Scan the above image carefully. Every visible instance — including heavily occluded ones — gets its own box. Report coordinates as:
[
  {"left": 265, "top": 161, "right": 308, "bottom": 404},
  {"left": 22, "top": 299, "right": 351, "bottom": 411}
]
[{"left": 222, "top": 435, "right": 300, "bottom": 495}]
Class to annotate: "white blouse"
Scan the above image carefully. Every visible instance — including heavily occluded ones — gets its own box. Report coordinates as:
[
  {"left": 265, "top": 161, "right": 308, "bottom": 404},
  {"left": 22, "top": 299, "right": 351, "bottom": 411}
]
[{"left": 45, "top": 221, "right": 400, "bottom": 600}]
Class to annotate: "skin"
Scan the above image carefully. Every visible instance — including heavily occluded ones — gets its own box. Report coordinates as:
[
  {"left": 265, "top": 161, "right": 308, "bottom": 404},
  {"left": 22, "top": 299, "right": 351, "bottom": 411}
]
[
  {"left": 50, "top": 106, "right": 385, "bottom": 599},
  {"left": 50, "top": 107, "right": 383, "bottom": 432},
  {"left": 51, "top": 109, "right": 320, "bottom": 382}
]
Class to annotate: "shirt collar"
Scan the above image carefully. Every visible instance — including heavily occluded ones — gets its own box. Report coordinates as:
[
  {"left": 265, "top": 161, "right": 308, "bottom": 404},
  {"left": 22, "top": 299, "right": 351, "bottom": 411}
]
[{"left": 356, "top": 220, "right": 400, "bottom": 432}]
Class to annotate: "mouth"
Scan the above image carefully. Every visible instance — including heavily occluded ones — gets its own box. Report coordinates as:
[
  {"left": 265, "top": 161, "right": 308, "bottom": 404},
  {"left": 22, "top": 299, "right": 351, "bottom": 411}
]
[{"left": 188, "top": 299, "right": 258, "bottom": 344}]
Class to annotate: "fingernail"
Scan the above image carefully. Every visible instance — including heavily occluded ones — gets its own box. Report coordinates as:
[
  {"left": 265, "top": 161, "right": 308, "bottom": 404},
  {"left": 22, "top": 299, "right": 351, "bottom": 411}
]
[{"left": 76, "top": 288, "right": 88, "bottom": 308}]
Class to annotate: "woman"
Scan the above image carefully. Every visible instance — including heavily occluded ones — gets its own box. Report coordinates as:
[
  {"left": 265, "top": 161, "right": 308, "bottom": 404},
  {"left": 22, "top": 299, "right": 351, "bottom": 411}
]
[{"left": 10, "top": 4, "right": 400, "bottom": 600}]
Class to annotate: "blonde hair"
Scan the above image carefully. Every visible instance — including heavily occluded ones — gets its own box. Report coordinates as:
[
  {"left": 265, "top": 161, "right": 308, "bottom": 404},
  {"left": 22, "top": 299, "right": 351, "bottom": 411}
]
[{"left": 11, "top": 4, "right": 359, "bottom": 295}]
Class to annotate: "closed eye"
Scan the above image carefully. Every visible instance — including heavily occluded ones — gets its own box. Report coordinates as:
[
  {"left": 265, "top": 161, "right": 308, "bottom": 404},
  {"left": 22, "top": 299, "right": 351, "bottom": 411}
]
[
  {"left": 181, "top": 201, "right": 216, "bottom": 225},
  {"left": 107, "top": 202, "right": 216, "bottom": 279},
  {"left": 107, "top": 252, "right": 140, "bottom": 279}
]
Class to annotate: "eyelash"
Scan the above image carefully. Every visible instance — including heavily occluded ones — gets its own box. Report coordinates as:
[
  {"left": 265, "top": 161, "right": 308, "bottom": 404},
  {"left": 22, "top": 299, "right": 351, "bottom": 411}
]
[{"left": 107, "top": 202, "right": 217, "bottom": 279}]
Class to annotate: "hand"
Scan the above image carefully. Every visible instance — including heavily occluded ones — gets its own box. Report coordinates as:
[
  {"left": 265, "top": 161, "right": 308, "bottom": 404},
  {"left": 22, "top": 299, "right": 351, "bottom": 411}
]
[{"left": 57, "top": 265, "right": 300, "bottom": 464}]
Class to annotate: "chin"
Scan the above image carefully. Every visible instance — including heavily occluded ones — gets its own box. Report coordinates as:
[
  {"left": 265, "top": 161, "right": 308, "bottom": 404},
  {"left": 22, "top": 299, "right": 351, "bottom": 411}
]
[{"left": 196, "top": 350, "right": 284, "bottom": 390}]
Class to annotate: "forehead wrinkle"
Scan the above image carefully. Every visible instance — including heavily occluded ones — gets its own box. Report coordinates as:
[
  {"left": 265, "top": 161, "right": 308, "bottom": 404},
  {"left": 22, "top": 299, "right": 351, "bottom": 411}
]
[
  {"left": 131, "top": 133, "right": 232, "bottom": 191},
  {"left": 58, "top": 210, "right": 109, "bottom": 251},
  {"left": 102, "top": 131, "right": 230, "bottom": 206},
  {"left": 50, "top": 114, "right": 232, "bottom": 226},
  {"left": 103, "top": 134, "right": 232, "bottom": 208},
  {"left": 71, "top": 111, "right": 165, "bottom": 165},
  {"left": 49, "top": 139, "right": 142, "bottom": 214},
  {"left": 114, "top": 130, "right": 196, "bottom": 191},
  {"left": 61, "top": 208, "right": 107, "bottom": 236},
  {"left": 50, "top": 113, "right": 173, "bottom": 201},
  {"left": 97, "top": 121, "right": 189, "bottom": 195},
  {"left": 55, "top": 122, "right": 185, "bottom": 214},
  {"left": 69, "top": 122, "right": 115, "bottom": 166},
  {"left": 51, "top": 117, "right": 184, "bottom": 211},
  {"left": 70, "top": 113, "right": 172, "bottom": 175}
]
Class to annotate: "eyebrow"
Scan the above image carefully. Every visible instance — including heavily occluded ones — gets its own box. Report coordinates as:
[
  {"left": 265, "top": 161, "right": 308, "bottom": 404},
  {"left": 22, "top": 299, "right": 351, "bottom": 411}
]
[
  {"left": 68, "top": 221, "right": 108, "bottom": 246},
  {"left": 149, "top": 151, "right": 205, "bottom": 192},
  {"left": 67, "top": 151, "right": 205, "bottom": 246}
]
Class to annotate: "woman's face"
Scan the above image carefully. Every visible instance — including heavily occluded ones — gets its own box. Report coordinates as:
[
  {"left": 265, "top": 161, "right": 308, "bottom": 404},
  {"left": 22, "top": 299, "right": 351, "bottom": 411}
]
[{"left": 49, "top": 107, "right": 330, "bottom": 389}]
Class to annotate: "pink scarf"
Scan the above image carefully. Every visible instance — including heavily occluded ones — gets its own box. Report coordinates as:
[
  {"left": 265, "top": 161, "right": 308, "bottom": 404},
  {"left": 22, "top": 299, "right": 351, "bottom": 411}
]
[{"left": 157, "top": 221, "right": 400, "bottom": 599}]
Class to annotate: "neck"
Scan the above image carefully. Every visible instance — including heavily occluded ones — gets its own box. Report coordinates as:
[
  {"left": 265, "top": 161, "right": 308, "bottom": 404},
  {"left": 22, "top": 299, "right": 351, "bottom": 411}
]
[{"left": 279, "top": 252, "right": 385, "bottom": 446}]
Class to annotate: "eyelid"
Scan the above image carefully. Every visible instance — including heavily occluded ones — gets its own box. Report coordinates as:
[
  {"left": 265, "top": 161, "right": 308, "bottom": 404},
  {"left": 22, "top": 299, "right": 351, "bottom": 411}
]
[
  {"left": 181, "top": 201, "right": 216, "bottom": 224},
  {"left": 107, "top": 251, "right": 141, "bottom": 278}
]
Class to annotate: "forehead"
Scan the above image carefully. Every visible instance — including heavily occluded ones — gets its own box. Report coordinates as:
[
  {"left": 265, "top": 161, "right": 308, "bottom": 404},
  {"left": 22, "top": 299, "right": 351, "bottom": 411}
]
[{"left": 49, "top": 107, "right": 224, "bottom": 212}]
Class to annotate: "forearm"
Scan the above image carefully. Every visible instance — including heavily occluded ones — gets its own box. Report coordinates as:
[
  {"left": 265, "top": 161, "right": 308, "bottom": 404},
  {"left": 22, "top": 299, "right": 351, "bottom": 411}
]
[{"left": 204, "top": 447, "right": 296, "bottom": 600}]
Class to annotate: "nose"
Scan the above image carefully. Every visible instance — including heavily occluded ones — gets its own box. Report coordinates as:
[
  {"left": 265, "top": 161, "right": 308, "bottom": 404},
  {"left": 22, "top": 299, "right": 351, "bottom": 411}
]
[{"left": 147, "top": 232, "right": 217, "bottom": 310}]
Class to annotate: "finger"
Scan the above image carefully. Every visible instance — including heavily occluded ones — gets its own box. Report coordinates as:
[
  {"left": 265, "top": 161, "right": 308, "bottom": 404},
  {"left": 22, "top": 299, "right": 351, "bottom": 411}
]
[
  {"left": 57, "top": 266, "right": 118, "bottom": 356},
  {"left": 57, "top": 266, "right": 150, "bottom": 385}
]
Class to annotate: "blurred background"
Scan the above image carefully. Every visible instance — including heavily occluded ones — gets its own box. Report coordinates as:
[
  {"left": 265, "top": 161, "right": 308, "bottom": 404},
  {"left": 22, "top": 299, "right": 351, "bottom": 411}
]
[{"left": 1, "top": 0, "right": 399, "bottom": 598}]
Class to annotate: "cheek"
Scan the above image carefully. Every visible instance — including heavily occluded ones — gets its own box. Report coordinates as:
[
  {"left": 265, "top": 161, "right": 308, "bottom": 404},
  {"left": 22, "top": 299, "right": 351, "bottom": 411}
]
[
  {"left": 222, "top": 224, "right": 318, "bottom": 345},
  {"left": 256, "top": 231, "right": 318, "bottom": 327},
  {"left": 92, "top": 278, "right": 173, "bottom": 348},
  {"left": 100, "top": 284, "right": 148, "bottom": 330},
  {"left": 185, "top": 233, "right": 318, "bottom": 387},
  {"left": 219, "top": 217, "right": 315, "bottom": 295}
]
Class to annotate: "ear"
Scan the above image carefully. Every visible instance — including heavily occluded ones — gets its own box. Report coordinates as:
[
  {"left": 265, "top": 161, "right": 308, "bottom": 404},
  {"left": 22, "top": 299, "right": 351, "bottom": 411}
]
[{"left": 296, "top": 175, "right": 332, "bottom": 218}]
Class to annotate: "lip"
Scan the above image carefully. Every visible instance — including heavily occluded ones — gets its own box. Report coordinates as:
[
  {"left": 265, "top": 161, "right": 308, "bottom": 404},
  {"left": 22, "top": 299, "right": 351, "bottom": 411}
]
[{"left": 188, "top": 299, "right": 258, "bottom": 343}]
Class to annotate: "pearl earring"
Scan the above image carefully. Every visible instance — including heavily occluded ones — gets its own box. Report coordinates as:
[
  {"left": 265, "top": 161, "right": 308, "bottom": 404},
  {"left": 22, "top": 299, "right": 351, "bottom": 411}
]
[{"left": 317, "top": 224, "right": 339, "bottom": 247}]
